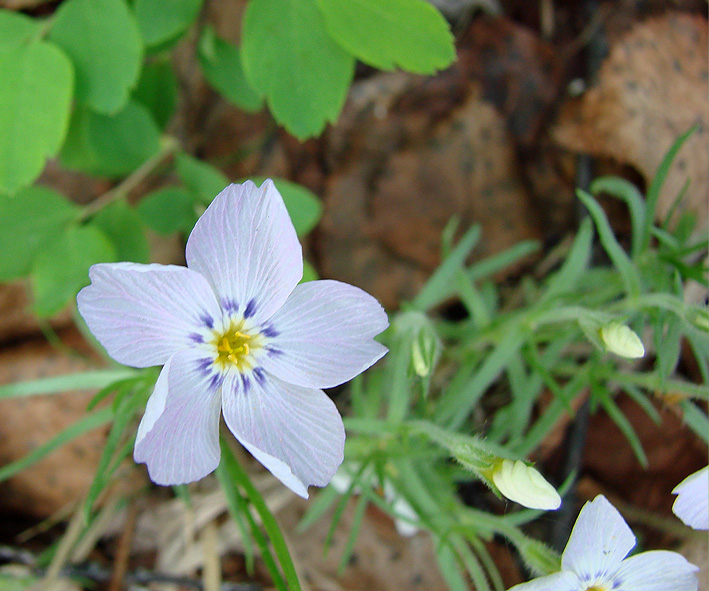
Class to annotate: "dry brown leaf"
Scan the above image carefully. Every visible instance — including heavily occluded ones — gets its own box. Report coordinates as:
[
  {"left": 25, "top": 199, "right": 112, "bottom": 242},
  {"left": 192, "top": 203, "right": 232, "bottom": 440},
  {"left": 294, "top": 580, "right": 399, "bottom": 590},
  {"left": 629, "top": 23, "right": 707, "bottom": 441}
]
[{"left": 554, "top": 12, "right": 709, "bottom": 229}]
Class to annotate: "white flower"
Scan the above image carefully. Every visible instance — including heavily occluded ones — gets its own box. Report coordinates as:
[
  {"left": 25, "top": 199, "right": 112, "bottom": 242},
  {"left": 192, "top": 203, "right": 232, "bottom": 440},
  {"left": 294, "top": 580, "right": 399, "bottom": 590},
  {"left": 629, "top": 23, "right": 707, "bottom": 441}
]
[
  {"left": 672, "top": 466, "right": 709, "bottom": 530},
  {"left": 509, "top": 495, "right": 699, "bottom": 591},
  {"left": 491, "top": 459, "right": 561, "bottom": 511},
  {"left": 77, "top": 180, "right": 388, "bottom": 497},
  {"left": 600, "top": 322, "right": 645, "bottom": 359}
]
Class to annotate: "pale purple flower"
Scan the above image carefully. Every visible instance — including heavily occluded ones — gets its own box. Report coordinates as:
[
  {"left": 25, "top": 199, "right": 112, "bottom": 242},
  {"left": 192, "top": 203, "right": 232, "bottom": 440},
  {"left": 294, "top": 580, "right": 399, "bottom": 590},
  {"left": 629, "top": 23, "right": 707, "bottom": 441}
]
[
  {"left": 77, "top": 180, "right": 388, "bottom": 497},
  {"left": 672, "top": 466, "right": 709, "bottom": 530},
  {"left": 509, "top": 495, "right": 699, "bottom": 591}
]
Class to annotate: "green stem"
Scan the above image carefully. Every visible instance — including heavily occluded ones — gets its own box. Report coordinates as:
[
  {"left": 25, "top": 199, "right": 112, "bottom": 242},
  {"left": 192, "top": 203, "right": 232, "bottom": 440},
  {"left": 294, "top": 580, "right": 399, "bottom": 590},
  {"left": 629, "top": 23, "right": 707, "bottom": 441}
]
[{"left": 78, "top": 136, "right": 179, "bottom": 222}]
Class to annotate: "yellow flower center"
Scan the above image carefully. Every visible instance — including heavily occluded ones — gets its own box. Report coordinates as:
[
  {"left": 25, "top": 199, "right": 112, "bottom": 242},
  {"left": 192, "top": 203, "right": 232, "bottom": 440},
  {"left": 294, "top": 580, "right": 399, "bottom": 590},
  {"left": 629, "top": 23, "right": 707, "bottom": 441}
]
[{"left": 212, "top": 320, "right": 262, "bottom": 371}]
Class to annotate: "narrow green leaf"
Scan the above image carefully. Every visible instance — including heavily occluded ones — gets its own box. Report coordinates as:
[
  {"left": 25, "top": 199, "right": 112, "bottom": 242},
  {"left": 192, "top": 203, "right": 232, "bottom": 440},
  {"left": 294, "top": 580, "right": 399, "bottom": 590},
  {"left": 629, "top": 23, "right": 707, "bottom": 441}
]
[
  {"left": 241, "top": 0, "right": 355, "bottom": 139},
  {"left": 138, "top": 186, "right": 197, "bottom": 235},
  {"left": 680, "top": 400, "right": 708, "bottom": 443},
  {"left": 49, "top": 0, "right": 142, "bottom": 114},
  {"left": 597, "top": 388, "right": 648, "bottom": 467},
  {"left": 219, "top": 440, "right": 301, "bottom": 591},
  {"left": 0, "top": 186, "right": 78, "bottom": 281},
  {"left": 198, "top": 25, "right": 262, "bottom": 112},
  {"left": 541, "top": 217, "right": 593, "bottom": 302},
  {"left": 92, "top": 200, "right": 149, "bottom": 263},
  {"left": 175, "top": 152, "right": 229, "bottom": 204},
  {"left": 0, "top": 41, "right": 73, "bottom": 193},
  {"left": 135, "top": 0, "right": 202, "bottom": 47},
  {"left": 412, "top": 225, "right": 481, "bottom": 311},
  {"left": 590, "top": 176, "right": 646, "bottom": 258},
  {"left": 0, "top": 406, "right": 112, "bottom": 482},
  {"left": 0, "top": 369, "right": 137, "bottom": 400},
  {"left": 317, "top": 0, "right": 455, "bottom": 74},
  {"left": 0, "top": 10, "right": 42, "bottom": 53},
  {"left": 133, "top": 57, "right": 179, "bottom": 129},
  {"left": 577, "top": 189, "right": 641, "bottom": 297},
  {"left": 643, "top": 126, "right": 697, "bottom": 251},
  {"left": 60, "top": 101, "right": 161, "bottom": 178},
  {"left": 31, "top": 224, "right": 116, "bottom": 316}
]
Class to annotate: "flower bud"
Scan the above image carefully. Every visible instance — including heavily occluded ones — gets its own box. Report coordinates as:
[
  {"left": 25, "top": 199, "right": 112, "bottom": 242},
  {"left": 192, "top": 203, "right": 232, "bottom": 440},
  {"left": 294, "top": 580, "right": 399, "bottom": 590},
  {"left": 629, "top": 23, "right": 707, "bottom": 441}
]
[
  {"left": 491, "top": 459, "right": 561, "bottom": 511},
  {"left": 600, "top": 322, "right": 645, "bottom": 359},
  {"left": 394, "top": 310, "right": 441, "bottom": 378}
]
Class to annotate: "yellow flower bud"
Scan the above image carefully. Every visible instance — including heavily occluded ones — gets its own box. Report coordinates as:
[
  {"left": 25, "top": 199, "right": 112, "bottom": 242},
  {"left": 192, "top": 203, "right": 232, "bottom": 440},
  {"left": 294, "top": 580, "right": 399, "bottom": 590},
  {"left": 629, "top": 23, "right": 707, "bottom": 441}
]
[
  {"left": 600, "top": 322, "right": 645, "bottom": 359},
  {"left": 491, "top": 459, "right": 561, "bottom": 510}
]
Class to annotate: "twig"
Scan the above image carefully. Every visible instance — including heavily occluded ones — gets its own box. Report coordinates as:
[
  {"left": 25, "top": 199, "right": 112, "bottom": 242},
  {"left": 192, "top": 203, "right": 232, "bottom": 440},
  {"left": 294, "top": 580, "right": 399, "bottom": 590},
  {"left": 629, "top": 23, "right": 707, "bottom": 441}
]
[{"left": 201, "top": 520, "right": 222, "bottom": 591}]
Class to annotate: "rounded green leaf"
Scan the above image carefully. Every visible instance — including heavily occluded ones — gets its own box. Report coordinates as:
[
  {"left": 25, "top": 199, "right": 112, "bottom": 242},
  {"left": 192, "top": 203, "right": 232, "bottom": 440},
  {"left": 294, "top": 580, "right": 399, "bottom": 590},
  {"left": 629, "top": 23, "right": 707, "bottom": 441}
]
[
  {"left": 0, "top": 186, "right": 79, "bottom": 281},
  {"left": 175, "top": 152, "right": 229, "bottom": 204},
  {"left": 0, "top": 9, "right": 42, "bottom": 54},
  {"left": 135, "top": 0, "right": 203, "bottom": 47},
  {"left": 133, "top": 57, "right": 178, "bottom": 129},
  {"left": 49, "top": 0, "right": 143, "bottom": 115},
  {"left": 317, "top": 0, "right": 455, "bottom": 74},
  {"left": 60, "top": 100, "right": 161, "bottom": 178},
  {"left": 92, "top": 200, "right": 150, "bottom": 263},
  {"left": 0, "top": 42, "right": 73, "bottom": 193},
  {"left": 138, "top": 186, "right": 197, "bottom": 235},
  {"left": 241, "top": 0, "right": 355, "bottom": 139},
  {"left": 31, "top": 224, "right": 116, "bottom": 317},
  {"left": 198, "top": 25, "right": 262, "bottom": 112}
]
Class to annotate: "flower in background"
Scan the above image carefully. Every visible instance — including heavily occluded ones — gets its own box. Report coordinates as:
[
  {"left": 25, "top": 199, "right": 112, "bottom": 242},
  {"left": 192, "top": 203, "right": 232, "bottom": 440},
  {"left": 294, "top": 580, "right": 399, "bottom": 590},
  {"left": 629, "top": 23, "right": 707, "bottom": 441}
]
[
  {"left": 508, "top": 495, "right": 699, "bottom": 591},
  {"left": 491, "top": 459, "right": 561, "bottom": 511},
  {"left": 600, "top": 322, "right": 645, "bottom": 359},
  {"left": 672, "top": 466, "right": 709, "bottom": 530},
  {"left": 78, "top": 180, "right": 388, "bottom": 498}
]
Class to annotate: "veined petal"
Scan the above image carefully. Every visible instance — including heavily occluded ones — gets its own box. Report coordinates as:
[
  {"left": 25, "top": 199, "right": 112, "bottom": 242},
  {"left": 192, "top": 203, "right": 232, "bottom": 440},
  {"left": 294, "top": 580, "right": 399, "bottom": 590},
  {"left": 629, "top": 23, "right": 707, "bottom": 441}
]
[
  {"left": 259, "top": 280, "right": 388, "bottom": 389},
  {"left": 77, "top": 263, "right": 221, "bottom": 368},
  {"left": 672, "top": 466, "right": 709, "bottom": 530},
  {"left": 612, "top": 551, "right": 699, "bottom": 591},
  {"left": 506, "top": 571, "right": 580, "bottom": 591},
  {"left": 134, "top": 348, "right": 223, "bottom": 485},
  {"left": 221, "top": 370, "right": 344, "bottom": 498},
  {"left": 562, "top": 495, "right": 636, "bottom": 581},
  {"left": 185, "top": 180, "right": 302, "bottom": 325}
]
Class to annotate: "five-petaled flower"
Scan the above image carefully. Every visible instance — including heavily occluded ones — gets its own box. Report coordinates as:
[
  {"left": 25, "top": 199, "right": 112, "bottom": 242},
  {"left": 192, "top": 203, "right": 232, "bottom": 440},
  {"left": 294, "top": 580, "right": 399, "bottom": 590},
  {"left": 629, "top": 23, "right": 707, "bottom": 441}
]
[
  {"left": 508, "top": 495, "right": 698, "bottom": 591},
  {"left": 77, "top": 180, "right": 388, "bottom": 498}
]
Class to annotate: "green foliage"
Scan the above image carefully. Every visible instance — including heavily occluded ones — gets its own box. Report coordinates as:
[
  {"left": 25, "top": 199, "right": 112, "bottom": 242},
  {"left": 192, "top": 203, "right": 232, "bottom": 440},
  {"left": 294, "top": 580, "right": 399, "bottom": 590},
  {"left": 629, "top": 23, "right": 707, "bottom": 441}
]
[
  {"left": 0, "top": 186, "right": 78, "bottom": 281},
  {"left": 31, "top": 224, "right": 116, "bottom": 316},
  {"left": 0, "top": 9, "right": 42, "bottom": 53},
  {"left": 135, "top": 0, "right": 202, "bottom": 48},
  {"left": 133, "top": 57, "right": 179, "bottom": 129},
  {"left": 175, "top": 151, "right": 230, "bottom": 204},
  {"left": 0, "top": 41, "right": 73, "bottom": 193},
  {"left": 92, "top": 200, "right": 150, "bottom": 263},
  {"left": 198, "top": 25, "right": 262, "bottom": 112},
  {"left": 60, "top": 101, "right": 161, "bottom": 177},
  {"left": 317, "top": 0, "right": 455, "bottom": 73},
  {"left": 241, "top": 0, "right": 355, "bottom": 139},
  {"left": 49, "top": 0, "right": 143, "bottom": 115},
  {"left": 138, "top": 186, "right": 197, "bottom": 235}
]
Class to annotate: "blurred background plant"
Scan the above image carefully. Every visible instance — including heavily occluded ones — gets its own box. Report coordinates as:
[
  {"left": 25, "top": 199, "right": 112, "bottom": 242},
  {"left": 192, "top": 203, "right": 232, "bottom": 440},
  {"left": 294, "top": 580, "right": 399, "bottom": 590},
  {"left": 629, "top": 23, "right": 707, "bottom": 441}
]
[{"left": 0, "top": 0, "right": 707, "bottom": 590}]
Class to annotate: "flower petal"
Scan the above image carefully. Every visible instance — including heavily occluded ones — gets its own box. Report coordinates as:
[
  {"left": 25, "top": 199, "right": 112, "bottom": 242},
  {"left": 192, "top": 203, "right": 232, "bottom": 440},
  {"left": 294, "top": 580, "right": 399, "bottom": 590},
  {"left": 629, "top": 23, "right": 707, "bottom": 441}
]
[
  {"left": 185, "top": 180, "right": 302, "bottom": 325},
  {"left": 77, "top": 263, "right": 221, "bottom": 368},
  {"left": 134, "top": 348, "right": 223, "bottom": 485},
  {"left": 612, "top": 551, "right": 699, "bottom": 591},
  {"left": 562, "top": 495, "right": 636, "bottom": 581},
  {"left": 258, "top": 280, "right": 388, "bottom": 388},
  {"left": 221, "top": 370, "right": 345, "bottom": 498},
  {"left": 507, "top": 571, "right": 580, "bottom": 591},
  {"left": 672, "top": 466, "right": 709, "bottom": 530}
]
